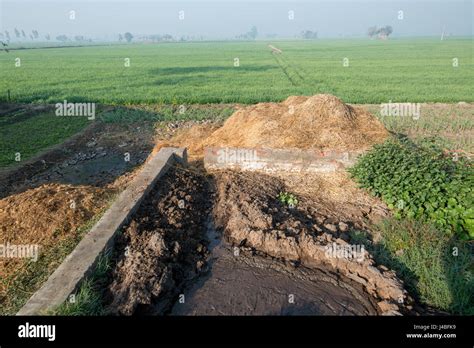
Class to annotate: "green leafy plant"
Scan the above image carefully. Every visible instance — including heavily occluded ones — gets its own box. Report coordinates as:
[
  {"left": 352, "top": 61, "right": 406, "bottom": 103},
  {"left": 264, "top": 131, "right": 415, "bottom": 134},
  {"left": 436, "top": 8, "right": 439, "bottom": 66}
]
[
  {"left": 349, "top": 137, "right": 473, "bottom": 240},
  {"left": 278, "top": 191, "right": 299, "bottom": 208}
]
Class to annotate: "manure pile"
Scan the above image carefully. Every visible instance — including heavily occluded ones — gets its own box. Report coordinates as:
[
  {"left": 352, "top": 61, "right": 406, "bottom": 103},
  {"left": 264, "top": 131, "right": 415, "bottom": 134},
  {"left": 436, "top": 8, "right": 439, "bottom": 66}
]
[{"left": 156, "top": 94, "right": 389, "bottom": 156}]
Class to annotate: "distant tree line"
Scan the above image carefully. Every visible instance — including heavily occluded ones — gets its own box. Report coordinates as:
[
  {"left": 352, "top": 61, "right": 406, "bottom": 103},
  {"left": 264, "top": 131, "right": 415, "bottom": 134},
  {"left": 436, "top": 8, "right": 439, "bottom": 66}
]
[
  {"left": 236, "top": 26, "right": 258, "bottom": 40},
  {"left": 138, "top": 34, "right": 175, "bottom": 43},
  {"left": 301, "top": 30, "right": 318, "bottom": 40},
  {"left": 0, "top": 40, "right": 8, "bottom": 53},
  {"left": 118, "top": 32, "right": 207, "bottom": 43},
  {"left": 0, "top": 29, "right": 81, "bottom": 43},
  {"left": 0, "top": 28, "right": 50, "bottom": 42},
  {"left": 367, "top": 25, "right": 393, "bottom": 39}
]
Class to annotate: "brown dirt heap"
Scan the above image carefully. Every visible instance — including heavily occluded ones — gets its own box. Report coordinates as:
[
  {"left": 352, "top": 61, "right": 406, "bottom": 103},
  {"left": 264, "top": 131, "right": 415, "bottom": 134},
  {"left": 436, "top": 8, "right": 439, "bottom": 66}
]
[
  {"left": 0, "top": 184, "right": 108, "bottom": 280},
  {"left": 204, "top": 94, "right": 388, "bottom": 151},
  {"left": 158, "top": 94, "right": 389, "bottom": 156}
]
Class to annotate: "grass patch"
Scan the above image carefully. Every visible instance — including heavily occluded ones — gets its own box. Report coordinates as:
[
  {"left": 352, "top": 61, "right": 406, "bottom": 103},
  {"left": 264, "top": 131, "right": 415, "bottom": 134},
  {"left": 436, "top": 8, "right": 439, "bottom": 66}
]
[
  {"left": 0, "top": 235, "right": 84, "bottom": 315},
  {"left": 50, "top": 251, "right": 111, "bottom": 316},
  {"left": 0, "top": 109, "right": 90, "bottom": 168},
  {"left": 1, "top": 39, "right": 472, "bottom": 104},
  {"left": 351, "top": 219, "right": 473, "bottom": 314},
  {"left": 99, "top": 104, "right": 235, "bottom": 123},
  {"left": 0, "top": 194, "right": 116, "bottom": 315},
  {"left": 371, "top": 104, "right": 474, "bottom": 153},
  {"left": 99, "top": 107, "right": 163, "bottom": 123}
]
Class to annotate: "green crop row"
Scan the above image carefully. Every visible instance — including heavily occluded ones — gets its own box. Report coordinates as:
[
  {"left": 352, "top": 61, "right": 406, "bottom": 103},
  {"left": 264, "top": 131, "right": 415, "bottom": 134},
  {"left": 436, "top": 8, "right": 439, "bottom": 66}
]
[{"left": 1, "top": 39, "right": 472, "bottom": 104}]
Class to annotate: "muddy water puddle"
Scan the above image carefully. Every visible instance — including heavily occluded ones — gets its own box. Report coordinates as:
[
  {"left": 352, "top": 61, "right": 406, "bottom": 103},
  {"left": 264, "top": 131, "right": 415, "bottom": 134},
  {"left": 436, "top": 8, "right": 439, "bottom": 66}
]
[
  {"left": 105, "top": 165, "right": 381, "bottom": 316},
  {"left": 171, "top": 229, "right": 378, "bottom": 315}
]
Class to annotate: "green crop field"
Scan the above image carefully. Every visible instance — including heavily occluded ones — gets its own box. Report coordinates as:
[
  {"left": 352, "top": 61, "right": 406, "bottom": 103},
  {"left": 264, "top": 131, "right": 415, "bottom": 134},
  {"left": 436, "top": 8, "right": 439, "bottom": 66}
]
[{"left": 0, "top": 38, "right": 472, "bottom": 104}]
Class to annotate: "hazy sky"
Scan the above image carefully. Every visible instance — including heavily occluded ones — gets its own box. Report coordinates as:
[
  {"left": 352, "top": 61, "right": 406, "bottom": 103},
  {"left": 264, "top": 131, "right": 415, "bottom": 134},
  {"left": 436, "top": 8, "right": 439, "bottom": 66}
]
[{"left": 1, "top": 0, "right": 472, "bottom": 39}]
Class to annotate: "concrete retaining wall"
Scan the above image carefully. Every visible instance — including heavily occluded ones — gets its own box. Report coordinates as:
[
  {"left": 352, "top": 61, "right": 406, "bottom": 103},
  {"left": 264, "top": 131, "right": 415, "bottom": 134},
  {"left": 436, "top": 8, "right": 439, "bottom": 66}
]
[
  {"left": 17, "top": 147, "right": 187, "bottom": 315},
  {"left": 204, "top": 147, "right": 363, "bottom": 173}
]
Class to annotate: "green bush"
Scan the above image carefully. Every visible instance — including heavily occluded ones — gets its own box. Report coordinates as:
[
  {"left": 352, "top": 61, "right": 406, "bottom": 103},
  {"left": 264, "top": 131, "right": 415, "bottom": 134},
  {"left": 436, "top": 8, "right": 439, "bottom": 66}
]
[{"left": 349, "top": 137, "right": 473, "bottom": 239}]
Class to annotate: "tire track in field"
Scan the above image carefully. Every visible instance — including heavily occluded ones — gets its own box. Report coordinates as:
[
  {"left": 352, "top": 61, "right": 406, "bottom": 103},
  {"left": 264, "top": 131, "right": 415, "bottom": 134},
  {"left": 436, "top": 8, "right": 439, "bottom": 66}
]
[
  {"left": 271, "top": 51, "right": 322, "bottom": 93},
  {"left": 276, "top": 52, "right": 332, "bottom": 96},
  {"left": 271, "top": 53, "right": 303, "bottom": 87},
  {"left": 278, "top": 54, "right": 307, "bottom": 82}
]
